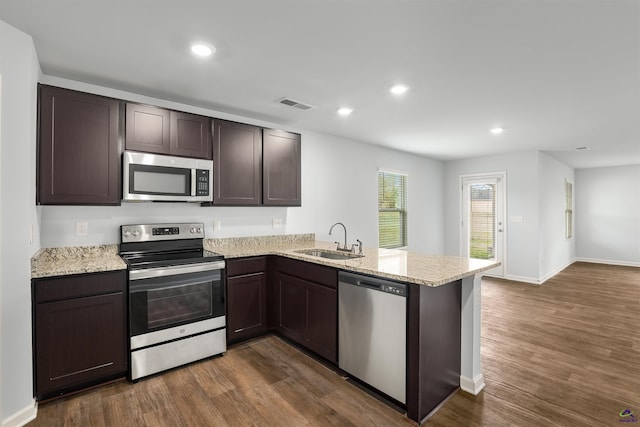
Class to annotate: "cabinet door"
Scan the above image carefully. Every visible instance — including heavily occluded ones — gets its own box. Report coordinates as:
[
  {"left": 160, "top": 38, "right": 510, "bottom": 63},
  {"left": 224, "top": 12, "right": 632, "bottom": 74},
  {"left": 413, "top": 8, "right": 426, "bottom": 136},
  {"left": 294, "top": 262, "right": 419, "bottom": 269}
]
[
  {"left": 125, "top": 103, "right": 170, "bottom": 154},
  {"left": 277, "top": 272, "right": 307, "bottom": 345},
  {"left": 262, "top": 129, "right": 301, "bottom": 206},
  {"left": 35, "top": 292, "right": 127, "bottom": 398},
  {"left": 170, "top": 111, "right": 212, "bottom": 159},
  {"left": 227, "top": 272, "right": 268, "bottom": 343},
  {"left": 38, "top": 85, "right": 121, "bottom": 205},
  {"left": 306, "top": 282, "right": 337, "bottom": 363},
  {"left": 212, "top": 120, "right": 262, "bottom": 205}
]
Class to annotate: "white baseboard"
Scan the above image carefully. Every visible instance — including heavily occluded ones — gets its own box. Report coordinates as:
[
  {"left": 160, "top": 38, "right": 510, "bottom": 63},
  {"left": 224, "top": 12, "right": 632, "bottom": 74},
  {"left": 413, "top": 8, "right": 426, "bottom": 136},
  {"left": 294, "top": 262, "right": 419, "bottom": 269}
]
[
  {"left": 503, "top": 274, "right": 542, "bottom": 285},
  {"left": 575, "top": 257, "right": 640, "bottom": 268},
  {"left": 460, "top": 374, "right": 485, "bottom": 395},
  {"left": 539, "top": 259, "right": 575, "bottom": 284},
  {"left": 2, "top": 400, "right": 37, "bottom": 427}
]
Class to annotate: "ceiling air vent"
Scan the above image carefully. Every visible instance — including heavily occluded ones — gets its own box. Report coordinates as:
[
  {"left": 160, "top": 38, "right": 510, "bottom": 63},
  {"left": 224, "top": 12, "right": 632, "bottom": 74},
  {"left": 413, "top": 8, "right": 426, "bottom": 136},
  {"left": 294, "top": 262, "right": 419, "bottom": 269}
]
[
  {"left": 575, "top": 146, "right": 592, "bottom": 151},
  {"left": 276, "top": 97, "right": 314, "bottom": 111}
]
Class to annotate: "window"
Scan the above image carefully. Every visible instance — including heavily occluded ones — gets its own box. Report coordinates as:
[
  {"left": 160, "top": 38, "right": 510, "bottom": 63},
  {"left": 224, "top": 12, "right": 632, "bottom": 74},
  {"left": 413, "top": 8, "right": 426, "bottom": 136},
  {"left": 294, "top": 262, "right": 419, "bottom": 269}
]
[
  {"left": 565, "top": 180, "right": 573, "bottom": 239},
  {"left": 378, "top": 171, "right": 407, "bottom": 248},
  {"left": 468, "top": 183, "right": 497, "bottom": 260}
]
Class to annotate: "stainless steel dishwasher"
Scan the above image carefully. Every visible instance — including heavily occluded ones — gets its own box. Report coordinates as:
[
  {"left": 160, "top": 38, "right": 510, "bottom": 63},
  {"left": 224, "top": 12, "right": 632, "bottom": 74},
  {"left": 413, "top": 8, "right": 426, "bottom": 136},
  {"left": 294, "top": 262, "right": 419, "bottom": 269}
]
[{"left": 338, "top": 271, "right": 407, "bottom": 404}]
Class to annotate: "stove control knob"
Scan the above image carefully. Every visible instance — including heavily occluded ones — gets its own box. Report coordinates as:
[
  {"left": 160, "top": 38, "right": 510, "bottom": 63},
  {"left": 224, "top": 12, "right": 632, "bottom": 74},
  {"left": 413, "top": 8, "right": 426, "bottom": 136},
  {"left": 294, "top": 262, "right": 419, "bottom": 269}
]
[
  {"left": 196, "top": 227, "right": 203, "bottom": 234},
  {"left": 190, "top": 227, "right": 196, "bottom": 234},
  {"left": 123, "top": 230, "right": 132, "bottom": 238},
  {"left": 131, "top": 230, "right": 140, "bottom": 237}
]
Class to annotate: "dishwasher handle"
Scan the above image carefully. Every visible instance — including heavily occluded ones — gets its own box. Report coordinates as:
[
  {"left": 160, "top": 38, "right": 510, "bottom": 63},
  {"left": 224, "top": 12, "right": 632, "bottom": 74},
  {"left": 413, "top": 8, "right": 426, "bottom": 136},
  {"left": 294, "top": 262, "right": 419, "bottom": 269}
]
[
  {"left": 339, "top": 271, "right": 407, "bottom": 297},
  {"left": 359, "top": 280, "right": 381, "bottom": 289}
]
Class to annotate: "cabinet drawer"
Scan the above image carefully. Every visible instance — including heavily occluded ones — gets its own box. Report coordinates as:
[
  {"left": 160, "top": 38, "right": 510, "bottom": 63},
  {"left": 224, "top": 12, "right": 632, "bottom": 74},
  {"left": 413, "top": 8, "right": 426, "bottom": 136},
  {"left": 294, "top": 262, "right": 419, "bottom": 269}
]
[
  {"left": 276, "top": 257, "right": 337, "bottom": 289},
  {"left": 226, "top": 257, "right": 267, "bottom": 277},
  {"left": 34, "top": 270, "right": 126, "bottom": 303}
]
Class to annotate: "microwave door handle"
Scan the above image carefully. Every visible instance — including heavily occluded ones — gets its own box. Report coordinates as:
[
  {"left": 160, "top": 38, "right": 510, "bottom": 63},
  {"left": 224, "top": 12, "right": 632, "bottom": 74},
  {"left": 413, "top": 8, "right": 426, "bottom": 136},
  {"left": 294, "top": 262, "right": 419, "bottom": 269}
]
[{"left": 191, "top": 169, "right": 197, "bottom": 196}]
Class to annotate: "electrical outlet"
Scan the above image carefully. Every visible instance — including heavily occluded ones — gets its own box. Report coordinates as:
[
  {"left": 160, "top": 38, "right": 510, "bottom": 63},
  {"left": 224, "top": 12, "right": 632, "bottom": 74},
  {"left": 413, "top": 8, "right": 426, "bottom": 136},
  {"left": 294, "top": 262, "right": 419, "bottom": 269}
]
[
  {"left": 76, "top": 221, "right": 88, "bottom": 236},
  {"left": 213, "top": 220, "right": 221, "bottom": 231},
  {"left": 272, "top": 218, "right": 283, "bottom": 228}
]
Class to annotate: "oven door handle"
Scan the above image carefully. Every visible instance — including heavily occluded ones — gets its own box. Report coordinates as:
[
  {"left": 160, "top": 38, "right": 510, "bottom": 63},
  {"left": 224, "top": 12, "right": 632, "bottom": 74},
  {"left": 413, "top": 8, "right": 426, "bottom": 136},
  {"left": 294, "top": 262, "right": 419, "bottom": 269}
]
[{"left": 129, "top": 260, "right": 225, "bottom": 281}]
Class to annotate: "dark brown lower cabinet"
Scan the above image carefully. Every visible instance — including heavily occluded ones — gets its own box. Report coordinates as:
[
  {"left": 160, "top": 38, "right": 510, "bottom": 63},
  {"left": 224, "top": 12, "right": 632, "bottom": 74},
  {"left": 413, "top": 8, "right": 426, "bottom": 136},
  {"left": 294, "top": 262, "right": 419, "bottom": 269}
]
[
  {"left": 407, "top": 280, "right": 461, "bottom": 423},
  {"left": 277, "top": 272, "right": 308, "bottom": 343},
  {"left": 33, "top": 271, "right": 127, "bottom": 399},
  {"left": 226, "top": 257, "right": 269, "bottom": 344},
  {"left": 275, "top": 258, "right": 337, "bottom": 363}
]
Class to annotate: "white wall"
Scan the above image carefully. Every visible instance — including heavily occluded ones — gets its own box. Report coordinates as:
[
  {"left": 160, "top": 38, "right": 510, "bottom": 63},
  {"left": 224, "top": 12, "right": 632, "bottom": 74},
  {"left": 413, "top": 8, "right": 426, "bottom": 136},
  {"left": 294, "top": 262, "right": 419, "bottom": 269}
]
[
  {"left": 288, "top": 131, "right": 443, "bottom": 254},
  {"left": 444, "top": 151, "right": 541, "bottom": 282},
  {"left": 538, "top": 152, "right": 575, "bottom": 281},
  {"left": 39, "top": 76, "right": 445, "bottom": 255},
  {"left": 575, "top": 165, "right": 640, "bottom": 266},
  {"left": 0, "top": 20, "right": 41, "bottom": 424}
]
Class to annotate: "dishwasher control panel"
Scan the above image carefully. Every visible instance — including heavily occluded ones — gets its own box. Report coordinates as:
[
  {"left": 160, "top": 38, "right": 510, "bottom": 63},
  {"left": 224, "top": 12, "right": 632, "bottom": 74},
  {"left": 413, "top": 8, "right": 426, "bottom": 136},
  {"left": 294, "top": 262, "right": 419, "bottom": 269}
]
[
  {"left": 380, "top": 284, "right": 406, "bottom": 296},
  {"left": 339, "top": 271, "right": 407, "bottom": 297}
]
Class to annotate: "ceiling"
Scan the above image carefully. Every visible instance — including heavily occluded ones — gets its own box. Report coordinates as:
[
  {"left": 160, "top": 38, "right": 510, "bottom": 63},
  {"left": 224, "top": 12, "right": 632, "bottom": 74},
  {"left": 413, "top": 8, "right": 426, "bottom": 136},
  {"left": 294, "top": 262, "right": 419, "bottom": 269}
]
[{"left": 1, "top": 0, "right": 638, "bottom": 169}]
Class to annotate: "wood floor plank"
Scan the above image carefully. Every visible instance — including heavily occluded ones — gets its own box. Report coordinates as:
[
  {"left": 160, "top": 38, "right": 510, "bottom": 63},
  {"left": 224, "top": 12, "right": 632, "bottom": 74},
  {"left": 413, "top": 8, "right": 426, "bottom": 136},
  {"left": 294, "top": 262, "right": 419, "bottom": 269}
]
[{"left": 29, "top": 262, "right": 640, "bottom": 426}]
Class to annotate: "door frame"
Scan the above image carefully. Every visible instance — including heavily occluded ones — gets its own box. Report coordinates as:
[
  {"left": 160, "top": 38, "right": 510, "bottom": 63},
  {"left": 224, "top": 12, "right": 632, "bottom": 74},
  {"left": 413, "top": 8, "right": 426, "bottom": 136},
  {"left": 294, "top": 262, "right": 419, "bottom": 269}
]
[{"left": 459, "top": 171, "right": 507, "bottom": 277}]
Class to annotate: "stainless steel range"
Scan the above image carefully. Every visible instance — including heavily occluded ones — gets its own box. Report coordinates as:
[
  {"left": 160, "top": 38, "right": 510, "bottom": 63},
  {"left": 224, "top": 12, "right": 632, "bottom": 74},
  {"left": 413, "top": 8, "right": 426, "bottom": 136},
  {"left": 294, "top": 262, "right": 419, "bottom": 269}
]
[{"left": 119, "top": 223, "right": 226, "bottom": 381}]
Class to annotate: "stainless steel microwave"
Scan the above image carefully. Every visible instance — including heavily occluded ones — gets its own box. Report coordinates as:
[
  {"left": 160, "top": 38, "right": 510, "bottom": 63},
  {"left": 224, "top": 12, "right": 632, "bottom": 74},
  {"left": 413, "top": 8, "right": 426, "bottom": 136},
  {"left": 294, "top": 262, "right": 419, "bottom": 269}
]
[{"left": 123, "top": 151, "right": 213, "bottom": 202}]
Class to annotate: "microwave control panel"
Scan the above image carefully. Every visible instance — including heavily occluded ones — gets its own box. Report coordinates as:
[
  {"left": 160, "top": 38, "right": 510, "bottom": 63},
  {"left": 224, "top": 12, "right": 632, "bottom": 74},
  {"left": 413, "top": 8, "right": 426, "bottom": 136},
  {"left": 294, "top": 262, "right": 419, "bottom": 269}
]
[{"left": 196, "top": 169, "right": 210, "bottom": 196}]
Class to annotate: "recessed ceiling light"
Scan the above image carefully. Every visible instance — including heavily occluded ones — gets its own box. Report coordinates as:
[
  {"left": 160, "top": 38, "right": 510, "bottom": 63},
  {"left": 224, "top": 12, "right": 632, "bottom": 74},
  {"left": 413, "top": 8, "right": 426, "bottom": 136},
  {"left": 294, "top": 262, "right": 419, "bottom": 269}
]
[
  {"left": 337, "top": 107, "right": 353, "bottom": 116},
  {"left": 490, "top": 127, "right": 505, "bottom": 135},
  {"left": 190, "top": 42, "right": 215, "bottom": 57},
  {"left": 390, "top": 84, "right": 409, "bottom": 95}
]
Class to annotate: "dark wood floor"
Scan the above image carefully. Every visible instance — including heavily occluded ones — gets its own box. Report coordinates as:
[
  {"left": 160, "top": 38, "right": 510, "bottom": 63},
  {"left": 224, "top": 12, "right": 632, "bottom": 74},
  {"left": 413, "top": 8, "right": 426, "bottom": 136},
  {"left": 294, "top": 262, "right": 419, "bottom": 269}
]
[{"left": 29, "top": 262, "right": 640, "bottom": 426}]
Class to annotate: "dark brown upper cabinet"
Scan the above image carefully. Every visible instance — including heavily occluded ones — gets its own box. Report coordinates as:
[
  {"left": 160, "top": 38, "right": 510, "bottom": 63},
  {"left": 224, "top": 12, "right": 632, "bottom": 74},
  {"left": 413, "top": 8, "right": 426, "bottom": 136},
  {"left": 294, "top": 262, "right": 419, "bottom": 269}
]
[
  {"left": 209, "top": 123, "right": 301, "bottom": 206},
  {"left": 212, "top": 119, "right": 262, "bottom": 205},
  {"left": 125, "top": 103, "right": 212, "bottom": 159},
  {"left": 38, "top": 85, "right": 122, "bottom": 205},
  {"left": 170, "top": 111, "right": 212, "bottom": 159},
  {"left": 263, "top": 129, "right": 301, "bottom": 206},
  {"left": 125, "top": 103, "right": 170, "bottom": 155}
]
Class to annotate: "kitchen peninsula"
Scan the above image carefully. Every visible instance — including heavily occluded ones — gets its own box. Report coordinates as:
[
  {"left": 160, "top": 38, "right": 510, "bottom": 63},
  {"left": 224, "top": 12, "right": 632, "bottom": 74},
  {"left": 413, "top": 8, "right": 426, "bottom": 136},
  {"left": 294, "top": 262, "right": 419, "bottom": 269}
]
[{"left": 31, "top": 234, "right": 497, "bottom": 424}]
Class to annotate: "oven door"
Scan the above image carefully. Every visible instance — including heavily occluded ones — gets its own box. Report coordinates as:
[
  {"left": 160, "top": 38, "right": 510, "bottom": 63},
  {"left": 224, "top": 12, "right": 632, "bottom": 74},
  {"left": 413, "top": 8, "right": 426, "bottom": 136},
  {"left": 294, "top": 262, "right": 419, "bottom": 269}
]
[{"left": 128, "top": 261, "right": 225, "bottom": 338}]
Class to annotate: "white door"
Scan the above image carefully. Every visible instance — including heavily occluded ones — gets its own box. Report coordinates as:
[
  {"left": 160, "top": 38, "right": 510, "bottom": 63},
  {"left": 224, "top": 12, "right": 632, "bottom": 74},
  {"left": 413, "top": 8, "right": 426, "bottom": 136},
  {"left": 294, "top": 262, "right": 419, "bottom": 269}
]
[{"left": 461, "top": 173, "right": 505, "bottom": 277}]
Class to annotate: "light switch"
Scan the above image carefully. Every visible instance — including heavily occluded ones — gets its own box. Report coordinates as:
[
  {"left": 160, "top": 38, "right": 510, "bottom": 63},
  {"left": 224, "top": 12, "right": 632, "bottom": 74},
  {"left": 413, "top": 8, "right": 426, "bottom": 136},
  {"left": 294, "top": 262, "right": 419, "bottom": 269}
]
[{"left": 213, "top": 220, "right": 221, "bottom": 230}]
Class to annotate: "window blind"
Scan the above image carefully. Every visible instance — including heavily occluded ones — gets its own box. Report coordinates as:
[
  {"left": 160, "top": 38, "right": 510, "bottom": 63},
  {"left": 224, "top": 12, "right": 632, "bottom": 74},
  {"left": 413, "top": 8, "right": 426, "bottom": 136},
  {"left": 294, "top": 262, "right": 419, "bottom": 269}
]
[
  {"left": 469, "top": 183, "right": 496, "bottom": 260},
  {"left": 565, "top": 180, "right": 573, "bottom": 239},
  {"left": 378, "top": 171, "right": 407, "bottom": 248}
]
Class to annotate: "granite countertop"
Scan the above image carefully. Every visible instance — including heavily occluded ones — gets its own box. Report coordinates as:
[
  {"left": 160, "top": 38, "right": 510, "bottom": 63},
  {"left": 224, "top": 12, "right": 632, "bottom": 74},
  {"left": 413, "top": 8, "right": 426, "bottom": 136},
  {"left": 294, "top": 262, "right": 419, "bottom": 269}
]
[
  {"left": 31, "top": 245, "right": 127, "bottom": 279},
  {"left": 31, "top": 234, "right": 499, "bottom": 286},
  {"left": 205, "top": 235, "right": 499, "bottom": 287}
]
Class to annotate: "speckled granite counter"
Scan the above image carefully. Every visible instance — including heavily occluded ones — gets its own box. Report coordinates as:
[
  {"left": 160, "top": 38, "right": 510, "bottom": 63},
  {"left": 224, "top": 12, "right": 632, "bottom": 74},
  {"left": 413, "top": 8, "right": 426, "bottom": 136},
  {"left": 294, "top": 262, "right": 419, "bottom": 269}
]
[
  {"left": 31, "top": 245, "right": 127, "bottom": 278},
  {"left": 31, "top": 234, "right": 498, "bottom": 286},
  {"left": 205, "top": 234, "right": 498, "bottom": 287}
]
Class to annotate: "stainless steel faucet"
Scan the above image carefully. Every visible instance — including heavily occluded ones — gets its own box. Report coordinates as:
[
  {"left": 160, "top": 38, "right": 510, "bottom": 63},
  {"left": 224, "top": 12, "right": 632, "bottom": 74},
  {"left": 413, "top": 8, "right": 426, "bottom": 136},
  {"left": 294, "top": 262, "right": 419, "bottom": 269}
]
[{"left": 329, "top": 222, "right": 349, "bottom": 252}]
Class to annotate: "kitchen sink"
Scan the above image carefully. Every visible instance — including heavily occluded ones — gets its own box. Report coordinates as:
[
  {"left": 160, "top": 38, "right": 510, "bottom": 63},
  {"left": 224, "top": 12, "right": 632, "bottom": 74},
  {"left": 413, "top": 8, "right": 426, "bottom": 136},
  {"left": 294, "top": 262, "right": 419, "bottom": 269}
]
[{"left": 294, "top": 249, "right": 364, "bottom": 260}]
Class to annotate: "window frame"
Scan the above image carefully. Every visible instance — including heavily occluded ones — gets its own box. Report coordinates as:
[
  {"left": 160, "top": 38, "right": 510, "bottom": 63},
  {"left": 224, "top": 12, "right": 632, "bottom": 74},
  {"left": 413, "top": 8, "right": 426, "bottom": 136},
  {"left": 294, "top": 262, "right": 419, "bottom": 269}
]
[
  {"left": 377, "top": 169, "right": 408, "bottom": 249},
  {"left": 565, "top": 180, "right": 573, "bottom": 239}
]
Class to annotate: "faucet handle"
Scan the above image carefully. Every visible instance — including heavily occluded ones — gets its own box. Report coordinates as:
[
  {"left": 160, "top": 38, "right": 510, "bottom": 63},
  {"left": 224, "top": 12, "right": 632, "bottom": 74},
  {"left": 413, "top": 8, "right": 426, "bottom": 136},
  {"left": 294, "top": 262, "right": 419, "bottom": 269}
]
[
  {"left": 334, "top": 241, "right": 341, "bottom": 250},
  {"left": 356, "top": 239, "right": 363, "bottom": 254}
]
